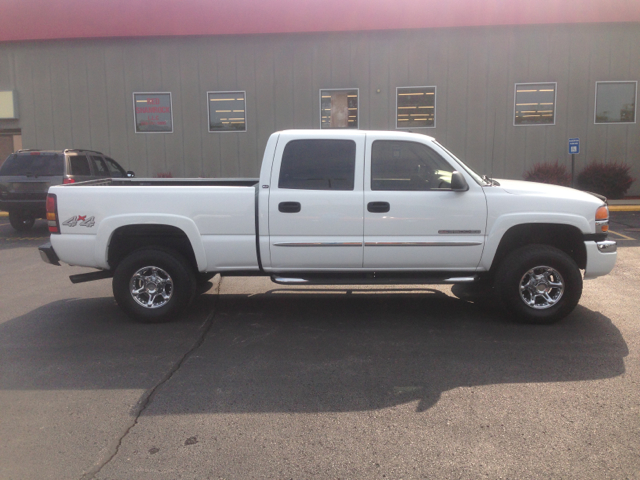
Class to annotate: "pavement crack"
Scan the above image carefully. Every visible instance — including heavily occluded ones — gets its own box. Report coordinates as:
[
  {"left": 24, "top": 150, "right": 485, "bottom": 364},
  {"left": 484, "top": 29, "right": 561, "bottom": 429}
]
[{"left": 80, "top": 278, "right": 222, "bottom": 480}]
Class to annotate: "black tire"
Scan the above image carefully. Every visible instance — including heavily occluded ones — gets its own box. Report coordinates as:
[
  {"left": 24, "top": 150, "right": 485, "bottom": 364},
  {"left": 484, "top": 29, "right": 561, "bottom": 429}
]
[
  {"left": 9, "top": 211, "right": 35, "bottom": 232},
  {"left": 112, "top": 247, "right": 196, "bottom": 323},
  {"left": 494, "top": 244, "right": 583, "bottom": 324}
]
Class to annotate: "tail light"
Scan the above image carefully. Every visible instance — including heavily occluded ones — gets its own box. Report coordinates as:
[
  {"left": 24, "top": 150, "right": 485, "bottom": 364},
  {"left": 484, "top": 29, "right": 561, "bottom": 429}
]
[
  {"left": 595, "top": 205, "right": 609, "bottom": 233},
  {"left": 46, "top": 194, "right": 61, "bottom": 234},
  {"left": 63, "top": 177, "right": 75, "bottom": 184}
]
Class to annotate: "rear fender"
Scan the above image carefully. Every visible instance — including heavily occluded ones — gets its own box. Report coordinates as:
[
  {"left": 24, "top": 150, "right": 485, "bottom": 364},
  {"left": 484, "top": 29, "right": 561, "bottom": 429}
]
[{"left": 95, "top": 214, "right": 207, "bottom": 271}]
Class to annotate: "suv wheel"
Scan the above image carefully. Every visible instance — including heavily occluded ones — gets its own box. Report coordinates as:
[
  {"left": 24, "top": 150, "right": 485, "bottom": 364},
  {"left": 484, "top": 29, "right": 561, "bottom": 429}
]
[
  {"left": 9, "top": 211, "right": 36, "bottom": 232},
  {"left": 494, "top": 244, "right": 583, "bottom": 324}
]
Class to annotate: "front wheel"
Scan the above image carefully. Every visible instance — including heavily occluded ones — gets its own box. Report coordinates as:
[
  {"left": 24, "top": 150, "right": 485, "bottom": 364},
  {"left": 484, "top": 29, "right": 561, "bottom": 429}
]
[
  {"left": 494, "top": 245, "right": 583, "bottom": 324},
  {"left": 112, "top": 247, "right": 196, "bottom": 323},
  {"left": 9, "top": 211, "right": 35, "bottom": 232}
]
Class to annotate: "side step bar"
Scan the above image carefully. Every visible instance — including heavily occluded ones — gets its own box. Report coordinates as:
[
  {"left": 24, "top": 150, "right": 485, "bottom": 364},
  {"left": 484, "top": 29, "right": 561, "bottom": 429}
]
[
  {"left": 69, "top": 270, "right": 114, "bottom": 284},
  {"left": 271, "top": 275, "right": 478, "bottom": 286}
]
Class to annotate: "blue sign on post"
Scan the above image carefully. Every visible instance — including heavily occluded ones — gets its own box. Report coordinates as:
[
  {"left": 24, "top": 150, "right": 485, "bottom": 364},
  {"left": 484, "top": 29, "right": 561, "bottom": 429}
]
[{"left": 569, "top": 138, "right": 580, "bottom": 155}]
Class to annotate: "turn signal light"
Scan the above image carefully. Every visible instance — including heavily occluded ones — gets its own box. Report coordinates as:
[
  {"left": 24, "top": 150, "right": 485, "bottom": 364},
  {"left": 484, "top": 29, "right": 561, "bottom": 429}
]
[
  {"left": 46, "top": 194, "right": 60, "bottom": 234},
  {"left": 595, "top": 205, "right": 609, "bottom": 233},
  {"left": 596, "top": 206, "right": 609, "bottom": 220}
]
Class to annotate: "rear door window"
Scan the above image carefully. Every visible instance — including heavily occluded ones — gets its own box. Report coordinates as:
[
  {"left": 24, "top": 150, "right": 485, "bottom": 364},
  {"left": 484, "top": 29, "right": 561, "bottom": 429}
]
[
  {"left": 0, "top": 153, "right": 64, "bottom": 176},
  {"left": 90, "top": 155, "right": 109, "bottom": 177},
  {"left": 278, "top": 139, "right": 356, "bottom": 191},
  {"left": 69, "top": 155, "right": 91, "bottom": 176}
]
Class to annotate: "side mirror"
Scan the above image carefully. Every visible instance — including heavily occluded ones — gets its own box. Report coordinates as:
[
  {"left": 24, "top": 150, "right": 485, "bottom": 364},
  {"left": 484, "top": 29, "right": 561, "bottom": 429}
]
[
  {"left": 450, "top": 171, "right": 469, "bottom": 191},
  {"left": 126, "top": 171, "right": 136, "bottom": 178}
]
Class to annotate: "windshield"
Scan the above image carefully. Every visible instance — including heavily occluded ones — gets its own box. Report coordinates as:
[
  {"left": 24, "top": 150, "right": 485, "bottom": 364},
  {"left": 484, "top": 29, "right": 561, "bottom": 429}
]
[
  {"left": 0, "top": 153, "right": 65, "bottom": 177},
  {"left": 433, "top": 141, "right": 486, "bottom": 186}
]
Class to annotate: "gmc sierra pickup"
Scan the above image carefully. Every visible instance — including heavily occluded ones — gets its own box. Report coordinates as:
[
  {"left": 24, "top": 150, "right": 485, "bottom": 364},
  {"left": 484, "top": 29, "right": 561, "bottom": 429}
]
[{"left": 38, "top": 130, "right": 617, "bottom": 324}]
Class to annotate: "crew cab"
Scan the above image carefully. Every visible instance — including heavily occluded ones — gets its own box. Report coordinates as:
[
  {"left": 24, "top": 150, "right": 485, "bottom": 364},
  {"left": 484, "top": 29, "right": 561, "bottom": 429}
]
[{"left": 38, "top": 130, "right": 617, "bottom": 324}]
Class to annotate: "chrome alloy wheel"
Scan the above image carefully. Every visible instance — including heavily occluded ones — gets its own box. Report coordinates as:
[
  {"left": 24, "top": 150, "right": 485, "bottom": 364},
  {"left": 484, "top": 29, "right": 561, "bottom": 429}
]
[
  {"left": 519, "top": 266, "right": 565, "bottom": 309},
  {"left": 129, "top": 266, "right": 174, "bottom": 309}
]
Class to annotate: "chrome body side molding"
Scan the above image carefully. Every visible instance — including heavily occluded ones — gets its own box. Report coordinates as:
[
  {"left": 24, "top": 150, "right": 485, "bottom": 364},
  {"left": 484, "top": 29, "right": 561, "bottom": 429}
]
[
  {"left": 364, "top": 241, "right": 482, "bottom": 247},
  {"left": 273, "top": 242, "right": 363, "bottom": 247}
]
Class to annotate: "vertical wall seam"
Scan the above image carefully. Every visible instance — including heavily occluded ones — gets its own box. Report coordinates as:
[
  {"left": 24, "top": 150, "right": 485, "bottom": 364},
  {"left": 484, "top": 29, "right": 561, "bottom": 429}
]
[
  {"left": 120, "top": 45, "right": 126, "bottom": 165},
  {"left": 85, "top": 50, "right": 93, "bottom": 149},
  {"left": 30, "top": 50, "right": 37, "bottom": 147},
  {"left": 48, "top": 59, "right": 56, "bottom": 148},
  {"left": 103, "top": 47, "right": 111, "bottom": 156},
  {"left": 216, "top": 42, "right": 222, "bottom": 177},
  {"left": 160, "top": 46, "right": 167, "bottom": 173},
  {"left": 253, "top": 40, "right": 259, "bottom": 172},
  {"left": 196, "top": 42, "right": 202, "bottom": 177},
  {"left": 484, "top": 32, "right": 492, "bottom": 176}
]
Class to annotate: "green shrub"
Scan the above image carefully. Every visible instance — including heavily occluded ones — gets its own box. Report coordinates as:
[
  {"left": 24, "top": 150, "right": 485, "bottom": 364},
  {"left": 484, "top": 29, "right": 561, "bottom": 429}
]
[
  {"left": 523, "top": 162, "right": 571, "bottom": 187},
  {"left": 576, "top": 162, "right": 635, "bottom": 199}
]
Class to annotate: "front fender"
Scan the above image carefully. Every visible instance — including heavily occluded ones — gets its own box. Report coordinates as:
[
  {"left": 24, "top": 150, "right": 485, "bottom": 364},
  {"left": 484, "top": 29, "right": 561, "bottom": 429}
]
[{"left": 480, "top": 213, "right": 591, "bottom": 271}]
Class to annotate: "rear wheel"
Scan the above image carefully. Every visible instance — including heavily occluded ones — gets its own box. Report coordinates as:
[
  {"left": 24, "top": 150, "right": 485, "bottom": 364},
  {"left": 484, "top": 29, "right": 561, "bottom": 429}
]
[
  {"left": 9, "top": 211, "right": 35, "bottom": 232},
  {"left": 112, "top": 247, "right": 196, "bottom": 323},
  {"left": 494, "top": 244, "right": 582, "bottom": 324}
]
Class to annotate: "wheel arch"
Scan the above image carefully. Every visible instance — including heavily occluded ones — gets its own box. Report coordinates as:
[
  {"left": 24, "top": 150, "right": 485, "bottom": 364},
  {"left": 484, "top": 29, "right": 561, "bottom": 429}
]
[
  {"left": 485, "top": 223, "right": 587, "bottom": 273},
  {"left": 97, "top": 215, "right": 207, "bottom": 272}
]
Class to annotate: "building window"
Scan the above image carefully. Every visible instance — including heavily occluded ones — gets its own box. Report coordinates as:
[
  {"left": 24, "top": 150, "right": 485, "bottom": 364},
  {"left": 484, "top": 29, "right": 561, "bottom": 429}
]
[
  {"left": 396, "top": 86, "right": 436, "bottom": 129},
  {"left": 320, "top": 89, "right": 358, "bottom": 129},
  {"left": 595, "top": 81, "right": 637, "bottom": 124},
  {"left": 208, "top": 91, "right": 247, "bottom": 132},
  {"left": 133, "top": 92, "right": 173, "bottom": 133},
  {"left": 514, "top": 83, "right": 556, "bottom": 126}
]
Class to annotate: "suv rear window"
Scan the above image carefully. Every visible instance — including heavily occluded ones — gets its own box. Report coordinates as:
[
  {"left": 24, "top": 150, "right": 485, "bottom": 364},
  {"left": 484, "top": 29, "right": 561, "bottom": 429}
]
[{"left": 0, "top": 153, "right": 65, "bottom": 176}]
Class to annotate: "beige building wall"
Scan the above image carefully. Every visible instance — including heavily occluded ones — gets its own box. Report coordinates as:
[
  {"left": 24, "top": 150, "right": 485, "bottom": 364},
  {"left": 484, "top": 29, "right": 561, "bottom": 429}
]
[{"left": 0, "top": 23, "right": 638, "bottom": 193}]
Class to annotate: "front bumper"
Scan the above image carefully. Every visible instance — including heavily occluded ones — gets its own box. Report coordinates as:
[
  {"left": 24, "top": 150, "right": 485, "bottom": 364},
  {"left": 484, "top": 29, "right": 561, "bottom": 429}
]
[
  {"left": 38, "top": 242, "right": 60, "bottom": 266},
  {"left": 583, "top": 240, "right": 617, "bottom": 279}
]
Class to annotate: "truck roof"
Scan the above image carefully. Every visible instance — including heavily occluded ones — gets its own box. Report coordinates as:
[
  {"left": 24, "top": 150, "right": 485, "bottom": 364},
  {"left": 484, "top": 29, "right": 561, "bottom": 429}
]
[{"left": 276, "top": 129, "right": 436, "bottom": 142}]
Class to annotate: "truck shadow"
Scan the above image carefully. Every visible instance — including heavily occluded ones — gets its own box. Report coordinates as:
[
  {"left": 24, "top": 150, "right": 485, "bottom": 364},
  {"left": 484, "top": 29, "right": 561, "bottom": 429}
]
[{"left": 0, "top": 288, "right": 628, "bottom": 414}]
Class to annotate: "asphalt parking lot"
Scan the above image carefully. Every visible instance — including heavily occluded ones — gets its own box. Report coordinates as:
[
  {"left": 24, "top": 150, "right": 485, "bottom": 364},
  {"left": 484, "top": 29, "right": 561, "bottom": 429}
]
[{"left": 0, "top": 214, "right": 638, "bottom": 479}]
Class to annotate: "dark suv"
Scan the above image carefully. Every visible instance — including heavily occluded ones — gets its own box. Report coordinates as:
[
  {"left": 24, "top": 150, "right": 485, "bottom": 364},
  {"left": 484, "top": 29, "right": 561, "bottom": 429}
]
[{"left": 0, "top": 149, "right": 133, "bottom": 231}]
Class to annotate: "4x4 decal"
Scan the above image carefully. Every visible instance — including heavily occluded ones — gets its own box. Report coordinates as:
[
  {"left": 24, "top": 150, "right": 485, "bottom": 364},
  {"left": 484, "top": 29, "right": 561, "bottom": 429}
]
[{"left": 62, "top": 215, "right": 96, "bottom": 228}]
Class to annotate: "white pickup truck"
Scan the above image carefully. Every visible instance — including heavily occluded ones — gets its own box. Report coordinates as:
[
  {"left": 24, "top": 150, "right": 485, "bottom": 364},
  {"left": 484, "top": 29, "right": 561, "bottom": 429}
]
[{"left": 39, "top": 130, "right": 617, "bottom": 324}]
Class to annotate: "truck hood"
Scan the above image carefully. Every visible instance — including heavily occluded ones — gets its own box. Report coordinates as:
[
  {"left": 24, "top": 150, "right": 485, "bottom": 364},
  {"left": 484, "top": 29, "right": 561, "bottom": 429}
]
[{"left": 495, "top": 179, "right": 605, "bottom": 203}]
